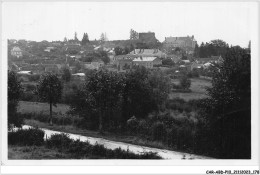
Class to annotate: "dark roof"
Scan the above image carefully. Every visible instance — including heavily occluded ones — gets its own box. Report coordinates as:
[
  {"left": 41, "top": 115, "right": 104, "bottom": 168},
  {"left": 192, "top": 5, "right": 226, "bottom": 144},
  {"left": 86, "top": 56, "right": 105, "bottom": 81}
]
[
  {"left": 114, "top": 55, "right": 137, "bottom": 60},
  {"left": 211, "top": 56, "right": 222, "bottom": 59},
  {"left": 91, "top": 58, "right": 104, "bottom": 63},
  {"left": 165, "top": 36, "right": 195, "bottom": 43}
]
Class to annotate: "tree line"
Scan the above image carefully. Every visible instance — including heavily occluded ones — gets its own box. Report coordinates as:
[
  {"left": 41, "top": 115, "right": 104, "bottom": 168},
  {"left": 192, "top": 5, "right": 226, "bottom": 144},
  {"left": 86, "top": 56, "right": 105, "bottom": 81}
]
[
  {"left": 8, "top": 46, "right": 251, "bottom": 158},
  {"left": 194, "top": 39, "right": 231, "bottom": 58},
  {"left": 69, "top": 67, "right": 171, "bottom": 133}
]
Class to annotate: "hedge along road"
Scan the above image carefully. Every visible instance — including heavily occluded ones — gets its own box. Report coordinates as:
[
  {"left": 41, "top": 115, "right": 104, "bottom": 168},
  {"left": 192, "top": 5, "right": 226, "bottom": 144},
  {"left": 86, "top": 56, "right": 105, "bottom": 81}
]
[{"left": 22, "top": 125, "right": 211, "bottom": 159}]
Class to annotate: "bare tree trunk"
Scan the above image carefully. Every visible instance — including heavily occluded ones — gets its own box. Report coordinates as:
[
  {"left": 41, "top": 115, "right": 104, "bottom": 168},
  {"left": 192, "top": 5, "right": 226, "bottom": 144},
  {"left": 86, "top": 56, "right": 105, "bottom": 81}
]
[
  {"left": 50, "top": 102, "right": 53, "bottom": 126},
  {"left": 99, "top": 110, "right": 103, "bottom": 134}
]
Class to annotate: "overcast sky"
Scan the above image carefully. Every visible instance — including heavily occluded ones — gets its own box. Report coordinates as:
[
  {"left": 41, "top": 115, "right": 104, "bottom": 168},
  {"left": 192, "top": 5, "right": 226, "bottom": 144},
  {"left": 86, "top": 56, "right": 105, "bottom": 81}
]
[{"left": 2, "top": 2, "right": 255, "bottom": 47}]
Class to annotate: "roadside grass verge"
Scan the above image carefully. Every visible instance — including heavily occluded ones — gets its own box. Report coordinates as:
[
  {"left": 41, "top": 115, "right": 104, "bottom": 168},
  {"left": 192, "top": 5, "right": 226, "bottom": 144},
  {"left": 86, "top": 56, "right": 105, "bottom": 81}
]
[
  {"left": 8, "top": 145, "right": 72, "bottom": 159},
  {"left": 8, "top": 128, "right": 162, "bottom": 159},
  {"left": 24, "top": 119, "right": 180, "bottom": 154}
]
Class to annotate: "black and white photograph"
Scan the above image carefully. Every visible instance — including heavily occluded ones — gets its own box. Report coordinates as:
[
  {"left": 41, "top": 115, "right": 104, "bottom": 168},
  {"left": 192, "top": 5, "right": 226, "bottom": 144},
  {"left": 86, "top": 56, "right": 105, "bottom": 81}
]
[{"left": 0, "top": 1, "right": 259, "bottom": 174}]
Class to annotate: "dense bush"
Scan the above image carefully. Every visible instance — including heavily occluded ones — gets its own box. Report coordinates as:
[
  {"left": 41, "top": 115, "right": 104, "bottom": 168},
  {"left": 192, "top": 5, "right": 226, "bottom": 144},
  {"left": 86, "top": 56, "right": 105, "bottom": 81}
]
[
  {"left": 69, "top": 67, "right": 170, "bottom": 132},
  {"left": 24, "top": 84, "right": 36, "bottom": 91},
  {"left": 61, "top": 89, "right": 75, "bottom": 104},
  {"left": 46, "top": 133, "right": 73, "bottom": 149},
  {"left": 150, "top": 122, "right": 166, "bottom": 141},
  {"left": 20, "top": 112, "right": 82, "bottom": 127},
  {"left": 46, "top": 133, "right": 161, "bottom": 159},
  {"left": 166, "top": 126, "right": 178, "bottom": 148},
  {"left": 8, "top": 128, "right": 45, "bottom": 146},
  {"left": 165, "top": 98, "right": 201, "bottom": 113},
  {"left": 28, "top": 74, "right": 41, "bottom": 82},
  {"left": 21, "top": 91, "right": 38, "bottom": 102},
  {"left": 179, "top": 76, "right": 191, "bottom": 90},
  {"left": 141, "top": 112, "right": 199, "bottom": 153},
  {"left": 162, "top": 58, "right": 174, "bottom": 66},
  {"left": 137, "top": 119, "right": 149, "bottom": 135},
  {"left": 127, "top": 116, "right": 138, "bottom": 134},
  {"left": 187, "top": 69, "right": 200, "bottom": 78},
  {"left": 8, "top": 71, "right": 23, "bottom": 129}
]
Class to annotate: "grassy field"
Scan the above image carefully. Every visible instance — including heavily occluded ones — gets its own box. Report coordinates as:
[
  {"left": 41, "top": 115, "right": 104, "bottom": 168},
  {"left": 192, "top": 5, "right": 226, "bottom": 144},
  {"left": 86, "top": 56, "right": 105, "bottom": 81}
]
[
  {"left": 18, "top": 101, "right": 70, "bottom": 115},
  {"left": 169, "top": 78, "right": 212, "bottom": 101},
  {"left": 8, "top": 145, "right": 72, "bottom": 159}
]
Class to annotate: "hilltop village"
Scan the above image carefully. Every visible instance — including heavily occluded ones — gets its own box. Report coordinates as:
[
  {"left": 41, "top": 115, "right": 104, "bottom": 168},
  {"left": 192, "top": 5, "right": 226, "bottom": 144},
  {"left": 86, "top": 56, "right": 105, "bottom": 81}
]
[
  {"left": 8, "top": 30, "right": 224, "bottom": 80},
  {"left": 7, "top": 29, "right": 251, "bottom": 160}
]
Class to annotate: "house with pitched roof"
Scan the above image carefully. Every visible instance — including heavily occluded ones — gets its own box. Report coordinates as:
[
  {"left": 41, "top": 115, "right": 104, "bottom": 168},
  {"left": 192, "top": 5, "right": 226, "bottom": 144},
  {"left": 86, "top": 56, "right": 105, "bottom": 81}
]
[
  {"left": 196, "top": 55, "right": 223, "bottom": 64},
  {"left": 112, "top": 55, "right": 137, "bottom": 65},
  {"left": 44, "top": 47, "right": 56, "bottom": 52},
  {"left": 129, "top": 49, "right": 166, "bottom": 58},
  {"left": 11, "top": 46, "right": 23, "bottom": 58},
  {"left": 115, "top": 55, "right": 135, "bottom": 71},
  {"left": 133, "top": 56, "right": 162, "bottom": 69}
]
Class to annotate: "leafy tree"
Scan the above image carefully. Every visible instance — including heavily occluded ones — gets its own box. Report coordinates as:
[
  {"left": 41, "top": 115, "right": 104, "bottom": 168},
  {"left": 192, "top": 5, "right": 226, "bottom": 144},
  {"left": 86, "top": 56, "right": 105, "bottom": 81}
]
[
  {"left": 205, "top": 47, "right": 250, "bottom": 116},
  {"left": 179, "top": 76, "right": 191, "bottom": 90},
  {"left": 210, "top": 39, "right": 229, "bottom": 48},
  {"left": 114, "top": 46, "right": 124, "bottom": 55},
  {"left": 124, "top": 47, "right": 130, "bottom": 54},
  {"left": 193, "top": 43, "right": 199, "bottom": 58},
  {"left": 74, "top": 32, "right": 79, "bottom": 41},
  {"left": 114, "top": 46, "right": 130, "bottom": 55},
  {"left": 81, "top": 33, "right": 89, "bottom": 46},
  {"left": 36, "top": 73, "right": 63, "bottom": 125},
  {"left": 62, "top": 67, "right": 71, "bottom": 82},
  {"left": 181, "top": 54, "right": 187, "bottom": 60},
  {"left": 8, "top": 71, "right": 23, "bottom": 129},
  {"left": 98, "top": 50, "right": 110, "bottom": 64},
  {"left": 200, "top": 46, "right": 251, "bottom": 158},
  {"left": 162, "top": 58, "right": 174, "bottom": 66},
  {"left": 130, "top": 29, "right": 139, "bottom": 40},
  {"left": 100, "top": 33, "right": 108, "bottom": 43},
  {"left": 122, "top": 67, "right": 156, "bottom": 122},
  {"left": 74, "top": 62, "right": 82, "bottom": 73},
  {"left": 129, "top": 44, "right": 135, "bottom": 52},
  {"left": 198, "top": 39, "right": 229, "bottom": 58},
  {"left": 175, "top": 47, "right": 181, "bottom": 52},
  {"left": 82, "top": 51, "right": 109, "bottom": 64},
  {"left": 148, "top": 69, "right": 171, "bottom": 110},
  {"left": 199, "top": 42, "right": 206, "bottom": 57},
  {"left": 83, "top": 70, "right": 125, "bottom": 133},
  {"left": 69, "top": 67, "right": 171, "bottom": 132}
]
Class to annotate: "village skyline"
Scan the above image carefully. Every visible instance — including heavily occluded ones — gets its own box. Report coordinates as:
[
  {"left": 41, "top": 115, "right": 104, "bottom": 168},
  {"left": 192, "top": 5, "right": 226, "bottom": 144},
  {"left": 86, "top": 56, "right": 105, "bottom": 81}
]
[
  {"left": 2, "top": 1, "right": 257, "bottom": 173},
  {"left": 2, "top": 2, "right": 253, "bottom": 48}
]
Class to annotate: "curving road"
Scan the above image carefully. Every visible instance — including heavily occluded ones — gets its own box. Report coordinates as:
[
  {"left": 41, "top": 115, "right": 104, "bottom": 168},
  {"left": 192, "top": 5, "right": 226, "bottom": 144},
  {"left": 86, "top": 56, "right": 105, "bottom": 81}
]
[{"left": 22, "top": 125, "right": 211, "bottom": 159}]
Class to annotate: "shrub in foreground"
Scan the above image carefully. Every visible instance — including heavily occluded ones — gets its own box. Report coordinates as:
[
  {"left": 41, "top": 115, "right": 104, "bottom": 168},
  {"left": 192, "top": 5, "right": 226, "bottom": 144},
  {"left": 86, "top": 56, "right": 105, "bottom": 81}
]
[
  {"left": 46, "top": 133, "right": 73, "bottom": 149},
  {"left": 150, "top": 122, "right": 167, "bottom": 141},
  {"left": 127, "top": 116, "right": 139, "bottom": 134},
  {"left": 46, "top": 133, "right": 161, "bottom": 159},
  {"left": 8, "top": 128, "right": 45, "bottom": 146}
]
